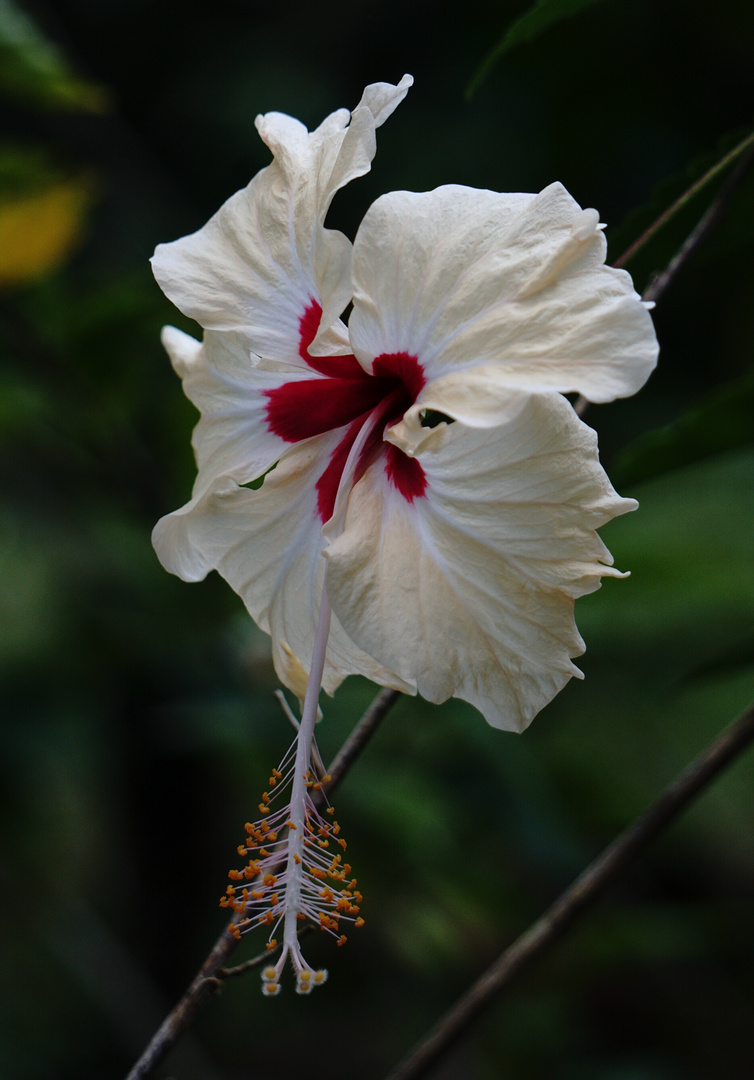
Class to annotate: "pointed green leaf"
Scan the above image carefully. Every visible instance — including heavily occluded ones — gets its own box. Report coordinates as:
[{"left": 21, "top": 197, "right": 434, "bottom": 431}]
[
  {"left": 0, "top": 0, "right": 108, "bottom": 112},
  {"left": 467, "top": 0, "right": 610, "bottom": 98}
]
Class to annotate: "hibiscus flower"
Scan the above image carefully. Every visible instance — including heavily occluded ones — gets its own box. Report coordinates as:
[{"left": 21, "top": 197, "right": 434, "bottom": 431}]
[
  {"left": 152, "top": 74, "right": 657, "bottom": 734},
  {"left": 151, "top": 77, "right": 659, "bottom": 991}
]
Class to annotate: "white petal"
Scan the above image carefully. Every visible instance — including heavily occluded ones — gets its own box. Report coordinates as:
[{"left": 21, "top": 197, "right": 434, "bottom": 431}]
[
  {"left": 325, "top": 393, "right": 635, "bottom": 732},
  {"left": 152, "top": 77, "right": 413, "bottom": 367},
  {"left": 152, "top": 437, "right": 414, "bottom": 698},
  {"left": 161, "top": 326, "right": 317, "bottom": 496},
  {"left": 349, "top": 183, "right": 657, "bottom": 409}
]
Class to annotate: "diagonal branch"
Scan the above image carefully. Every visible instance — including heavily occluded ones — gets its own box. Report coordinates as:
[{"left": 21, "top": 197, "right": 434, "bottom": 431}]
[
  {"left": 124, "top": 685, "right": 402, "bottom": 1080},
  {"left": 574, "top": 135, "right": 754, "bottom": 420},
  {"left": 386, "top": 700, "right": 754, "bottom": 1080},
  {"left": 642, "top": 141, "right": 754, "bottom": 305},
  {"left": 612, "top": 130, "right": 754, "bottom": 273},
  {"left": 323, "top": 688, "right": 401, "bottom": 796}
]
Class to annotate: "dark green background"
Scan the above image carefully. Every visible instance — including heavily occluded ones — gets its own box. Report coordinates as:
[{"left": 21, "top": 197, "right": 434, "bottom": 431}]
[{"left": 1, "top": 1, "right": 753, "bottom": 1077}]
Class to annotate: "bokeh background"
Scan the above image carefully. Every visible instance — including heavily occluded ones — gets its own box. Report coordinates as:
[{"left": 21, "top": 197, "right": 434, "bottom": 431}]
[{"left": 2, "top": 1, "right": 753, "bottom": 1078}]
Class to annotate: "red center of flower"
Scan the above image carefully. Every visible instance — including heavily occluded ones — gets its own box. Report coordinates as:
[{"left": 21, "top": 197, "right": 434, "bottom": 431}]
[{"left": 264, "top": 300, "right": 427, "bottom": 521}]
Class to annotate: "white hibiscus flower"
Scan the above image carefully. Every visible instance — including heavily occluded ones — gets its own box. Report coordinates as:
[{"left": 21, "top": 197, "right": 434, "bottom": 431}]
[{"left": 151, "top": 77, "right": 658, "bottom": 989}]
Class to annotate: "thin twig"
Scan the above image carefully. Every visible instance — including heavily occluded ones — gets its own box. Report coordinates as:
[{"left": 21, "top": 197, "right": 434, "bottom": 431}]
[
  {"left": 642, "top": 142, "right": 754, "bottom": 305},
  {"left": 613, "top": 129, "right": 754, "bottom": 271},
  {"left": 124, "top": 685, "right": 401, "bottom": 1080},
  {"left": 573, "top": 141, "right": 754, "bottom": 423},
  {"left": 386, "top": 700, "right": 754, "bottom": 1080},
  {"left": 321, "top": 687, "right": 402, "bottom": 797}
]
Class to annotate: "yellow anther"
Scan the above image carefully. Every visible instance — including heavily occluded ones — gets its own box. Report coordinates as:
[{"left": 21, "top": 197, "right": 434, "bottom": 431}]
[
  {"left": 355, "top": 917, "right": 365, "bottom": 928},
  {"left": 265, "top": 942, "right": 277, "bottom": 953},
  {"left": 263, "top": 874, "right": 278, "bottom": 887},
  {"left": 326, "top": 807, "right": 335, "bottom": 815},
  {"left": 337, "top": 935, "right": 347, "bottom": 947}
]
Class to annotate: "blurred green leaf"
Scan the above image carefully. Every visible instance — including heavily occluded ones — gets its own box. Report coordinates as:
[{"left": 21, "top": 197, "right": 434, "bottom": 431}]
[
  {"left": 466, "top": 0, "right": 610, "bottom": 98},
  {"left": 0, "top": 0, "right": 108, "bottom": 112},
  {"left": 611, "top": 369, "right": 754, "bottom": 488},
  {"left": 682, "top": 630, "right": 754, "bottom": 683},
  {"left": 0, "top": 145, "right": 61, "bottom": 193}
]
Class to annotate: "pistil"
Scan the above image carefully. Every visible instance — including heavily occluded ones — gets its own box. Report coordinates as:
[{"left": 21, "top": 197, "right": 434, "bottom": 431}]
[
  {"left": 221, "top": 317, "right": 426, "bottom": 993},
  {"left": 279, "top": 566, "right": 332, "bottom": 971}
]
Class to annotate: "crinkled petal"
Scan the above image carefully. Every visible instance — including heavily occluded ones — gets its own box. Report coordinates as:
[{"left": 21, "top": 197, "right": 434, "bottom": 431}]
[
  {"left": 349, "top": 183, "right": 657, "bottom": 423},
  {"left": 151, "top": 76, "right": 413, "bottom": 368},
  {"left": 152, "top": 437, "right": 414, "bottom": 698},
  {"left": 324, "top": 392, "right": 635, "bottom": 732}
]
